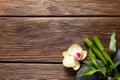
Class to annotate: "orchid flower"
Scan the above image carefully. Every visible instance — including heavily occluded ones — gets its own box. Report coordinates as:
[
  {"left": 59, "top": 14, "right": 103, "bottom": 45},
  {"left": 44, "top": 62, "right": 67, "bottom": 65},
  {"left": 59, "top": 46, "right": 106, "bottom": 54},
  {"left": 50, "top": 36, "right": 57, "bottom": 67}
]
[{"left": 62, "top": 44, "right": 87, "bottom": 70}]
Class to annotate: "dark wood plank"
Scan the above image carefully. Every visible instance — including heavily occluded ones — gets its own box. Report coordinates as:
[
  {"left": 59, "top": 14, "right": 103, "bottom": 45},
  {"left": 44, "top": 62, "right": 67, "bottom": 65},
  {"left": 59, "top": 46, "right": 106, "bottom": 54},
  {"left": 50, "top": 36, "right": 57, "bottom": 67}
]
[
  {"left": 0, "top": 17, "right": 120, "bottom": 62},
  {"left": 0, "top": 0, "right": 120, "bottom": 16},
  {"left": 0, "top": 63, "right": 75, "bottom": 80}
]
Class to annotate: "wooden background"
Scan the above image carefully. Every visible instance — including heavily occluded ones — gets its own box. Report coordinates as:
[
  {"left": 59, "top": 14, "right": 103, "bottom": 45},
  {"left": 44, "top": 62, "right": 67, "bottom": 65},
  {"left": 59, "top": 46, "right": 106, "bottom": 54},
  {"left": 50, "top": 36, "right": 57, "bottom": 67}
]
[{"left": 0, "top": 0, "right": 120, "bottom": 80}]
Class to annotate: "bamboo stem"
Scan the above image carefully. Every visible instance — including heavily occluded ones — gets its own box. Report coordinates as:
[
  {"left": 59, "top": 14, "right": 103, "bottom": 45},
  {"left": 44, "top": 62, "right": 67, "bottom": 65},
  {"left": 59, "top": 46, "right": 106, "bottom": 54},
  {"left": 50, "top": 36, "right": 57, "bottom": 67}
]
[
  {"left": 84, "top": 38, "right": 107, "bottom": 64},
  {"left": 93, "top": 37, "right": 113, "bottom": 65}
]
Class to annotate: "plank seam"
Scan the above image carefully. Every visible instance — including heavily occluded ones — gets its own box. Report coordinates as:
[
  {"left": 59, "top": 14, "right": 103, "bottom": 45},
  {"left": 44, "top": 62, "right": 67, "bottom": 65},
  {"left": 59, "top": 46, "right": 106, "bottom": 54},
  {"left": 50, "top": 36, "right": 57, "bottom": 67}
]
[
  {"left": 0, "top": 15, "right": 120, "bottom": 17},
  {"left": 0, "top": 61, "right": 62, "bottom": 64}
]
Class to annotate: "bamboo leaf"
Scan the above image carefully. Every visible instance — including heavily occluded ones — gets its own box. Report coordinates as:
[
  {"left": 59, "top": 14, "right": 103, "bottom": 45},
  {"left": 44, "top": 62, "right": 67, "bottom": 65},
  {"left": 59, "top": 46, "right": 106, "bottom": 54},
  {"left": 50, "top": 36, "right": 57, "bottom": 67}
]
[
  {"left": 80, "top": 67, "right": 106, "bottom": 77},
  {"left": 79, "top": 69, "right": 99, "bottom": 77},
  {"left": 109, "top": 32, "right": 116, "bottom": 58},
  {"left": 99, "top": 67, "right": 106, "bottom": 76},
  {"left": 110, "top": 61, "right": 120, "bottom": 70},
  {"left": 79, "top": 68, "right": 106, "bottom": 76},
  {"left": 114, "top": 73, "right": 120, "bottom": 80}
]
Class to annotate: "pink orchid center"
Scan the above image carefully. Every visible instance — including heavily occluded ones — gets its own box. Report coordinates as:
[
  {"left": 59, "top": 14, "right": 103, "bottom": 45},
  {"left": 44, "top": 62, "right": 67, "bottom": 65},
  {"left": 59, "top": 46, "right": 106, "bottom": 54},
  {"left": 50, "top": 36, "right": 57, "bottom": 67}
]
[{"left": 76, "top": 52, "right": 83, "bottom": 61}]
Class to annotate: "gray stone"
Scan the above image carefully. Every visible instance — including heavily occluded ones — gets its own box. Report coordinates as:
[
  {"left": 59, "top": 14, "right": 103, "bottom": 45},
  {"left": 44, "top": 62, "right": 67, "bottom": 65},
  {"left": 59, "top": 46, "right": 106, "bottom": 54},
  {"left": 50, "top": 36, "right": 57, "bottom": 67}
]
[{"left": 76, "top": 60, "right": 104, "bottom": 80}]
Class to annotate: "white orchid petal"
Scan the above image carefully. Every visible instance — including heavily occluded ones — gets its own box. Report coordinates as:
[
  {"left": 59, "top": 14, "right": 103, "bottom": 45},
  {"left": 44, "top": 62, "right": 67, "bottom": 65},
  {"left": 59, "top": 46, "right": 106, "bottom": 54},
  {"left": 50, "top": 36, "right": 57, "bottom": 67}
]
[
  {"left": 68, "top": 44, "right": 82, "bottom": 56},
  {"left": 63, "top": 56, "right": 75, "bottom": 68},
  {"left": 62, "top": 51, "right": 69, "bottom": 57},
  {"left": 73, "top": 60, "right": 80, "bottom": 70},
  {"left": 81, "top": 50, "right": 87, "bottom": 60}
]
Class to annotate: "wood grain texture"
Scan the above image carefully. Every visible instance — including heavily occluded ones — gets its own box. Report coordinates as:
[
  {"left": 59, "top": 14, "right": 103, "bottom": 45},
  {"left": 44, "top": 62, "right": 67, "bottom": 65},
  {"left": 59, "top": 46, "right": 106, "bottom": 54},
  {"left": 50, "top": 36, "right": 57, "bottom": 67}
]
[
  {"left": 0, "top": 17, "right": 120, "bottom": 62},
  {"left": 0, "top": 63, "right": 75, "bottom": 80},
  {"left": 0, "top": 0, "right": 120, "bottom": 16}
]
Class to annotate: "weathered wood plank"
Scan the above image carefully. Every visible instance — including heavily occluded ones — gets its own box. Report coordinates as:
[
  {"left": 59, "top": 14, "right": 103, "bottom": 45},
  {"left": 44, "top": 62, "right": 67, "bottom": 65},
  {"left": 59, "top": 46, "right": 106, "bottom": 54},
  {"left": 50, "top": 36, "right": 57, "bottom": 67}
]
[
  {"left": 0, "top": 0, "right": 120, "bottom": 16},
  {"left": 0, "top": 17, "right": 120, "bottom": 62},
  {"left": 0, "top": 63, "right": 75, "bottom": 80}
]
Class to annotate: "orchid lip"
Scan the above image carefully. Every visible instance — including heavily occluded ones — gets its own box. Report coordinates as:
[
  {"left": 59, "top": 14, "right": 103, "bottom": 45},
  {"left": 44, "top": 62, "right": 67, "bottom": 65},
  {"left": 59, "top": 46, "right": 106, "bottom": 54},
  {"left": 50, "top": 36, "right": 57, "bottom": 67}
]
[{"left": 76, "top": 53, "right": 83, "bottom": 60}]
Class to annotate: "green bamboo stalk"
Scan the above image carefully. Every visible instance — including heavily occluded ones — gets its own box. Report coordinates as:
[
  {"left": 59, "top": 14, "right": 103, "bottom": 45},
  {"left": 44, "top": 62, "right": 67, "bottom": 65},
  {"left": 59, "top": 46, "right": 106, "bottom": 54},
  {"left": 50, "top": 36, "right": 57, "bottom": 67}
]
[
  {"left": 83, "top": 61, "right": 96, "bottom": 70},
  {"left": 84, "top": 38, "right": 107, "bottom": 64},
  {"left": 89, "top": 49, "right": 101, "bottom": 69},
  {"left": 93, "top": 37, "right": 113, "bottom": 65}
]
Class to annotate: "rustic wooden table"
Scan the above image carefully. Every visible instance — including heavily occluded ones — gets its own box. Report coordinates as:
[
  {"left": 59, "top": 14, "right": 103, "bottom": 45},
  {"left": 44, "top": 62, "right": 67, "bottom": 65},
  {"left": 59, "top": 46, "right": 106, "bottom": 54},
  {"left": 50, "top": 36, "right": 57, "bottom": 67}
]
[{"left": 0, "top": 0, "right": 120, "bottom": 80}]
